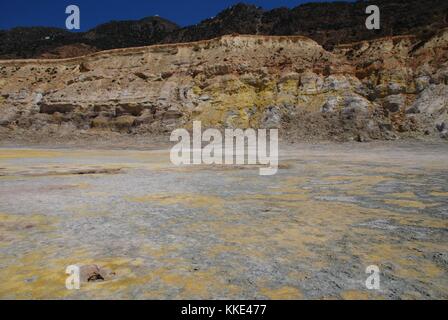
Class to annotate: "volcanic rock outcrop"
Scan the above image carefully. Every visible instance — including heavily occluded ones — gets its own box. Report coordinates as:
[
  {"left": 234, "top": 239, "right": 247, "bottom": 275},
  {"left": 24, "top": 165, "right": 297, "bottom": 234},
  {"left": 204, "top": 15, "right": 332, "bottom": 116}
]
[{"left": 0, "top": 29, "right": 447, "bottom": 142}]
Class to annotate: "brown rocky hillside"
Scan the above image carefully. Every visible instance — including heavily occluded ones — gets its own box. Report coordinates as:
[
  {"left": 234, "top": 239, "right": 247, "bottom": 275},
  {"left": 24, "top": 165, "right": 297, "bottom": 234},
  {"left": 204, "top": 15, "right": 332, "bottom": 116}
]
[{"left": 1, "top": 1, "right": 447, "bottom": 59}]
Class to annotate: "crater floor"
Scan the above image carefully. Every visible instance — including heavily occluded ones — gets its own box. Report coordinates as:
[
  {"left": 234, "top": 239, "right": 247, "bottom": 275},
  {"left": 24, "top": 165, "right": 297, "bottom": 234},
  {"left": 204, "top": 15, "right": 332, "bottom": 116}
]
[{"left": 0, "top": 142, "right": 447, "bottom": 299}]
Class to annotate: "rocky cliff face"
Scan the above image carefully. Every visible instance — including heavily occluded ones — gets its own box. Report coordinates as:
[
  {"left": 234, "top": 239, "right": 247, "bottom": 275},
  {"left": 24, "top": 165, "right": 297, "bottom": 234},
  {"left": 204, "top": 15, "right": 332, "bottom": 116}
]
[
  {"left": 1, "top": 1, "right": 447, "bottom": 59},
  {"left": 1, "top": 29, "right": 447, "bottom": 142}
]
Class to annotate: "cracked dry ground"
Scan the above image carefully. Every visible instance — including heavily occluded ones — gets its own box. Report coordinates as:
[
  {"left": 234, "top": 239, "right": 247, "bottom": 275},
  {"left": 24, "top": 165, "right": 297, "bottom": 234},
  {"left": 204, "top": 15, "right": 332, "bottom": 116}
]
[{"left": 0, "top": 142, "right": 447, "bottom": 300}]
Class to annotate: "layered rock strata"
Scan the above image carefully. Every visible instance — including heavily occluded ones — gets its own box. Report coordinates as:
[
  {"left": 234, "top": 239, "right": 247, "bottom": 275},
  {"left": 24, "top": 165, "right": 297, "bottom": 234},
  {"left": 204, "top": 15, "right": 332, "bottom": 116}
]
[{"left": 0, "top": 30, "right": 447, "bottom": 141}]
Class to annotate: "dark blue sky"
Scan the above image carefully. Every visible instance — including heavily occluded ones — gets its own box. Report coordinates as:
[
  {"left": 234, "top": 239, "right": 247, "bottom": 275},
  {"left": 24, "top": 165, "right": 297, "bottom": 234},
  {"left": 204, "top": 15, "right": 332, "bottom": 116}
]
[{"left": 0, "top": 0, "right": 350, "bottom": 31}]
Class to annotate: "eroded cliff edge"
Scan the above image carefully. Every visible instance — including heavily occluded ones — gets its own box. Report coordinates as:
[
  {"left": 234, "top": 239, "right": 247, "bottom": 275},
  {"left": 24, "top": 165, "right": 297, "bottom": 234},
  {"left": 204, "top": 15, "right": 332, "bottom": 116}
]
[{"left": 0, "top": 31, "right": 447, "bottom": 143}]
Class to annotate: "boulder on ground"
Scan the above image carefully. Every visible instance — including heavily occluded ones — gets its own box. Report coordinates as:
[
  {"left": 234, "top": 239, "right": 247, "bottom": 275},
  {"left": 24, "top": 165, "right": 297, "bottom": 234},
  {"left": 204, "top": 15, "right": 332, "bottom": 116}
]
[{"left": 79, "top": 264, "right": 115, "bottom": 283}]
